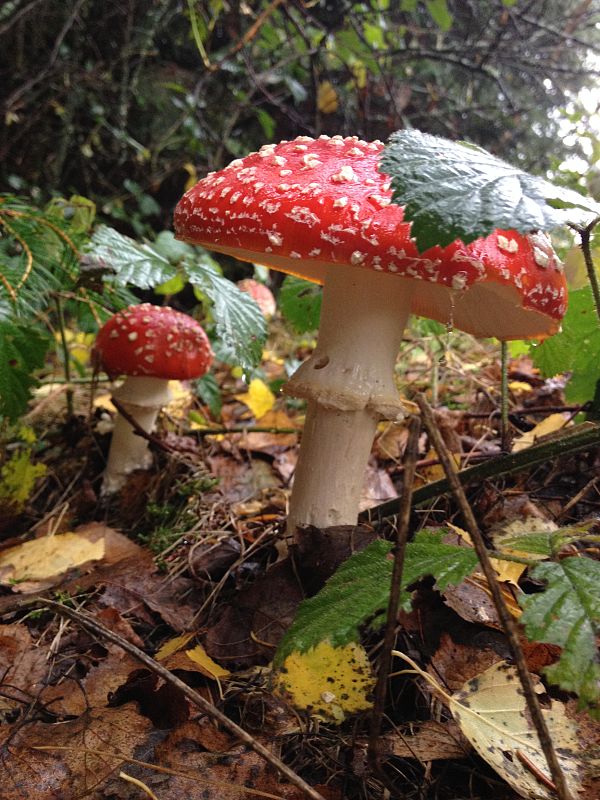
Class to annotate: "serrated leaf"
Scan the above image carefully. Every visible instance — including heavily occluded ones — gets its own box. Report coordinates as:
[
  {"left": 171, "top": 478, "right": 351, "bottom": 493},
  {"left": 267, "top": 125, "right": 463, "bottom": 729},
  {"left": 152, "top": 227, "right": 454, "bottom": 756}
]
[
  {"left": 89, "top": 227, "right": 266, "bottom": 371},
  {"left": 185, "top": 263, "right": 266, "bottom": 372},
  {"left": 381, "top": 130, "right": 600, "bottom": 251},
  {"left": 0, "top": 450, "right": 47, "bottom": 511},
  {"left": 531, "top": 285, "right": 600, "bottom": 403},
  {"left": 90, "top": 226, "right": 177, "bottom": 289},
  {"left": 519, "top": 557, "right": 600, "bottom": 711},
  {"left": 274, "top": 532, "right": 478, "bottom": 666},
  {"left": 279, "top": 275, "right": 322, "bottom": 333},
  {"left": 0, "top": 322, "right": 49, "bottom": 421}
]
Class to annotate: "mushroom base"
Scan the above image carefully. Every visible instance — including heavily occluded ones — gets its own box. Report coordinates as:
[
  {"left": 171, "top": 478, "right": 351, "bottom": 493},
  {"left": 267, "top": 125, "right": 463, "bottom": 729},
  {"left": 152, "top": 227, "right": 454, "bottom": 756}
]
[
  {"left": 101, "top": 376, "right": 172, "bottom": 495},
  {"left": 287, "top": 401, "right": 379, "bottom": 533}
]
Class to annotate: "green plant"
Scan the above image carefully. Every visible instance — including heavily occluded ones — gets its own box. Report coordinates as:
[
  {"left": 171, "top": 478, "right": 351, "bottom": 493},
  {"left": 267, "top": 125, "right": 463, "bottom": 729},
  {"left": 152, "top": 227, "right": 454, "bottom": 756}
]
[{"left": 0, "top": 196, "right": 266, "bottom": 422}]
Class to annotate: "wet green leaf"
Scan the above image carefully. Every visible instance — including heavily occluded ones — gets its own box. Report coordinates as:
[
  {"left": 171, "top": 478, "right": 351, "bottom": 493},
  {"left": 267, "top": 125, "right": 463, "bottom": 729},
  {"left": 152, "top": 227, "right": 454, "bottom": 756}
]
[{"left": 381, "top": 130, "right": 600, "bottom": 251}]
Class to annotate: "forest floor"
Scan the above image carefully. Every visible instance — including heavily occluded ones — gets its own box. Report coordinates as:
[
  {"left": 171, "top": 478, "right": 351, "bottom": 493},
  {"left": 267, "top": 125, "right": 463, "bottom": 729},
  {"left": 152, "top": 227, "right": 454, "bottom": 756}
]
[{"left": 0, "top": 320, "right": 599, "bottom": 800}]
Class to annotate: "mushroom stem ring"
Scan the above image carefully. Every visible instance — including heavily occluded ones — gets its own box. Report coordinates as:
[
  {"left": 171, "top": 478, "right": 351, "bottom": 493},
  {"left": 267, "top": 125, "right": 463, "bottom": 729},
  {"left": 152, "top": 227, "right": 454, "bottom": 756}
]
[{"left": 284, "top": 267, "right": 412, "bottom": 531}]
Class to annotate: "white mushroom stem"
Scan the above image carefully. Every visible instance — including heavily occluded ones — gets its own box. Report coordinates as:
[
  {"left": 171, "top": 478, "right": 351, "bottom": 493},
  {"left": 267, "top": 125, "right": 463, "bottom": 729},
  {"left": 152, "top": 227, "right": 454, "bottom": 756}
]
[
  {"left": 102, "top": 376, "right": 173, "bottom": 495},
  {"left": 284, "top": 266, "right": 413, "bottom": 532}
]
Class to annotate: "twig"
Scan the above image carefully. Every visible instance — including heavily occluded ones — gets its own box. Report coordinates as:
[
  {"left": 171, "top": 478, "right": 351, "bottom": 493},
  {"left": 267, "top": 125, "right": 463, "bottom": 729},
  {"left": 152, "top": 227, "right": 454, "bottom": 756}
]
[
  {"left": 569, "top": 215, "right": 600, "bottom": 324},
  {"left": 362, "top": 421, "right": 600, "bottom": 520},
  {"left": 110, "top": 396, "right": 176, "bottom": 454},
  {"left": 500, "top": 340, "right": 510, "bottom": 452},
  {"left": 368, "top": 415, "right": 421, "bottom": 768},
  {"left": 415, "top": 394, "right": 574, "bottom": 800},
  {"left": 22, "top": 598, "right": 327, "bottom": 800}
]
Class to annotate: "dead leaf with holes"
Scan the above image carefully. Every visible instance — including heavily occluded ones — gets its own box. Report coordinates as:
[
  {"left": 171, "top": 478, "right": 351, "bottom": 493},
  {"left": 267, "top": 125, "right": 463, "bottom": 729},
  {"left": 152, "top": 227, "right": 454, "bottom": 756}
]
[
  {"left": 451, "top": 661, "right": 583, "bottom": 799},
  {"left": 273, "top": 641, "right": 375, "bottom": 722}
]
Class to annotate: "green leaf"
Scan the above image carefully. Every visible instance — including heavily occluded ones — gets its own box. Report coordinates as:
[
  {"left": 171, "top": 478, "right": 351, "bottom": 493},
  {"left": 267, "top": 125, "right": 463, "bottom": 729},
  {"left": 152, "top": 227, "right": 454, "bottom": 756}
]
[
  {"left": 89, "top": 227, "right": 266, "bottom": 371},
  {"left": 531, "top": 285, "right": 600, "bottom": 403},
  {"left": 185, "top": 262, "right": 266, "bottom": 372},
  {"left": 0, "top": 322, "right": 49, "bottom": 421},
  {"left": 425, "top": 0, "right": 453, "bottom": 31},
  {"left": 519, "top": 558, "right": 600, "bottom": 712},
  {"left": 90, "top": 226, "right": 177, "bottom": 289},
  {"left": 194, "top": 372, "right": 222, "bottom": 419},
  {"left": 274, "top": 531, "right": 478, "bottom": 666},
  {"left": 279, "top": 275, "right": 322, "bottom": 333},
  {"left": 381, "top": 130, "right": 600, "bottom": 251}
]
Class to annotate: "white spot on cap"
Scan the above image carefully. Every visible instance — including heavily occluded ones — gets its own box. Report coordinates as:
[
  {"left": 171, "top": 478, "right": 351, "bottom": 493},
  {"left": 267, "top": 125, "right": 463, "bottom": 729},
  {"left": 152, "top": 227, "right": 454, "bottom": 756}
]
[
  {"left": 533, "top": 247, "right": 550, "bottom": 268},
  {"left": 452, "top": 273, "right": 468, "bottom": 291},
  {"left": 308, "top": 248, "right": 322, "bottom": 256},
  {"left": 333, "top": 197, "right": 349, "bottom": 208},
  {"left": 350, "top": 250, "right": 366, "bottom": 265},
  {"left": 128, "top": 331, "right": 138, "bottom": 341},
  {"left": 347, "top": 147, "right": 363, "bottom": 156},
  {"left": 280, "top": 169, "right": 292, "bottom": 176},
  {"left": 302, "top": 154, "right": 322, "bottom": 169},
  {"left": 497, "top": 234, "right": 519, "bottom": 254},
  {"left": 287, "top": 206, "right": 320, "bottom": 226},
  {"left": 290, "top": 251, "right": 302, "bottom": 259},
  {"left": 295, "top": 144, "right": 308, "bottom": 151},
  {"left": 332, "top": 165, "right": 356, "bottom": 183},
  {"left": 268, "top": 231, "right": 283, "bottom": 247},
  {"left": 273, "top": 155, "right": 287, "bottom": 166}
]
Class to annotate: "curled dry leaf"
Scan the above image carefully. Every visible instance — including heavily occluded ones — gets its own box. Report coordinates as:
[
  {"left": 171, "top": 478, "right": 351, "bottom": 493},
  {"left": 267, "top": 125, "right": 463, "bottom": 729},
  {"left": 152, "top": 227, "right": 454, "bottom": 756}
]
[{"left": 450, "top": 661, "right": 583, "bottom": 800}]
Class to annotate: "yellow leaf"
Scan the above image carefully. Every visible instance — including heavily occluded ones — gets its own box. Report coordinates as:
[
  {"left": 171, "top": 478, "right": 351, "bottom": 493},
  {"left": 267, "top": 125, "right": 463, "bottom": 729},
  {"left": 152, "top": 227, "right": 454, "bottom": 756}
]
[
  {"left": 183, "top": 162, "right": 198, "bottom": 191},
  {"left": 0, "top": 451, "right": 47, "bottom": 511},
  {"left": 0, "top": 532, "right": 104, "bottom": 584},
  {"left": 184, "top": 644, "right": 230, "bottom": 679},
  {"left": 317, "top": 80, "right": 338, "bottom": 114},
  {"left": 155, "top": 633, "right": 195, "bottom": 661},
  {"left": 447, "top": 523, "right": 525, "bottom": 587},
  {"left": 273, "top": 641, "right": 375, "bottom": 722},
  {"left": 507, "top": 380, "right": 533, "bottom": 394},
  {"left": 235, "top": 378, "right": 275, "bottom": 420},
  {"left": 511, "top": 413, "right": 569, "bottom": 453}
]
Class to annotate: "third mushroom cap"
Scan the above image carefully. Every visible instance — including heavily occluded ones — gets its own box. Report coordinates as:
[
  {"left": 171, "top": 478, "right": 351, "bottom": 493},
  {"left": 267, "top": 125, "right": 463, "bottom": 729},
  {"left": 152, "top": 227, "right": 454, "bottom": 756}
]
[{"left": 174, "top": 134, "right": 567, "bottom": 533}]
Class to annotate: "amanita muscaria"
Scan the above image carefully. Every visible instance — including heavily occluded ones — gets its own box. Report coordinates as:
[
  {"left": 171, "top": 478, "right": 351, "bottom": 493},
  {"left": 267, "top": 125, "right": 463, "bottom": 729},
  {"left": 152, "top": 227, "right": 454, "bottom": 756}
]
[
  {"left": 174, "top": 135, "right": 566, "bottom": 533},
  {"left": 94, "top": 304, "right": 213, "bottom": 494}
]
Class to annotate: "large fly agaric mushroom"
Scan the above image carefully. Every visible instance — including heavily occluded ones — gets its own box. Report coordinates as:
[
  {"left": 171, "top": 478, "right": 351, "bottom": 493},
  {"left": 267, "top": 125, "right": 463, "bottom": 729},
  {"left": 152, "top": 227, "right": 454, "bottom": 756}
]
[
  {"left": 174, "top": 135, "right": 566, "bottom": 533},
  {"left": 94, "top": 304, "right": 213, "bottom": 494}
]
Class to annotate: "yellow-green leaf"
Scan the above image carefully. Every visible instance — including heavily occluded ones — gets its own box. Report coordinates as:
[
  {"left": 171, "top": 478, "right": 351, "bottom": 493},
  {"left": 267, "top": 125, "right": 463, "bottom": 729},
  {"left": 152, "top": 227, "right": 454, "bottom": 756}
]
[{"left": 273, "top": 641, "right": 375, "bottom": 722}]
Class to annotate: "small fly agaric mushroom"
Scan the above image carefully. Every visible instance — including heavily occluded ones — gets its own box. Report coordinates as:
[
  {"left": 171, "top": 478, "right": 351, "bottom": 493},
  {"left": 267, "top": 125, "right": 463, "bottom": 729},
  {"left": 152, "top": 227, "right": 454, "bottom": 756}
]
[
  {"left": 237, "top": 278, "right": 277, "bottom": 318},
  {"left": 174, "top": 135, "right": 566, "bottom": 533},
  {"left": 94, "top": 303, "right": 213, "bottom": 494}
]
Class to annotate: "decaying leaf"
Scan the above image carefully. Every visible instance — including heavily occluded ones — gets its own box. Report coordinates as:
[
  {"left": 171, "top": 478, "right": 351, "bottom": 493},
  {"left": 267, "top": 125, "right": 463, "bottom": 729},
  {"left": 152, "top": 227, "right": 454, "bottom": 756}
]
[
  {"left": 511, "top": 413, "right": 569, "bottom": 452},
  {"left": 0, "top": 523, "right": 141, "bottom": 591},
  {"left": 451, "top": 661, "right": 582, "bottom": 800},
  {"left": 0, "top": 449, "right": 47, "bottom": 512},
  {"left": 161, "top": 643, "right": 230, "bottom": 680},
  {"left": 0, "top": 531, "right": 104, "bottom": 585},
  {"left": 273, "top": 641, "right": 375, "bottom": 722}
]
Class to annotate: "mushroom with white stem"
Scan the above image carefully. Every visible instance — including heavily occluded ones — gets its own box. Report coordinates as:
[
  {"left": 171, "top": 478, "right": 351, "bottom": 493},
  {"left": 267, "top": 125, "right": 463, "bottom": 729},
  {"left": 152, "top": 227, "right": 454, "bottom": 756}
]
[
  {"left": 94, "top": 303, "right": 213, "bottom": 495},
  {"left": 174, "top": 135, "right": 567, "bottom": 534}
]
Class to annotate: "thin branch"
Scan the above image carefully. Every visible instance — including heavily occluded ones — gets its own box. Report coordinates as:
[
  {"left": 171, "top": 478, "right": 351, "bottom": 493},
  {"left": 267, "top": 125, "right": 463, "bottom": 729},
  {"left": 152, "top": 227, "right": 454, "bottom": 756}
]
[
  {"left": 18, "top": 597, "right": 327, "bottom": 800},
  {"left": 569, "top": 215, "right": 600, "bottom": 324},
  {"left": 415, "top": 393, "right": 574, "bottom": 800},
  {"left": 362, "top": 422, "right": 600, "bottom": 520},
  {"left": 368, "top": 415, "right": 421, "bottom": 768}
]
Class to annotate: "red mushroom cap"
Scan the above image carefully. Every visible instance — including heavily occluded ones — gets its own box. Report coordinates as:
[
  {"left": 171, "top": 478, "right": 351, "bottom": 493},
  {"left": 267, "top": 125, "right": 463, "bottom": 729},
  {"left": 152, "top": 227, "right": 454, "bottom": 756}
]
[
  {"left": 174, "top": 135, "right": 566, "bottom": 339},
  {"left": 95, "top": 304, "right": 213, "bottom": 380},
  {"left": 237, "top": 278, "right": 276, "bottom": 318}
]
